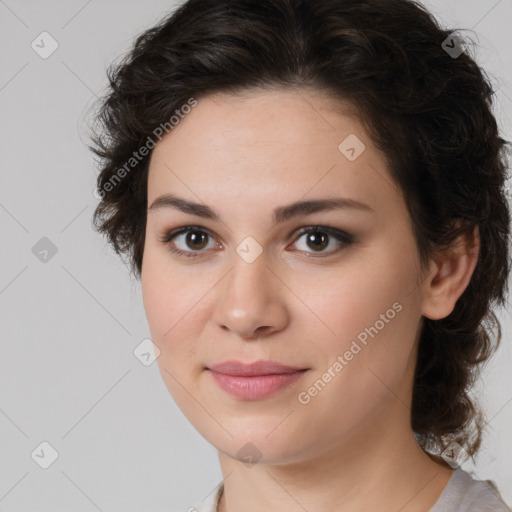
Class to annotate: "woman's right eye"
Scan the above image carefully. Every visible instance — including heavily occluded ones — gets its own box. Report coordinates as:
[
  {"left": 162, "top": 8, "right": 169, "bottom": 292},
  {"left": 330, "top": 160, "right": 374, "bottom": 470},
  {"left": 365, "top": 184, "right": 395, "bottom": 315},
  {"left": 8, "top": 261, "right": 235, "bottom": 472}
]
[{"left": 158, "top": 226, "right": 220, "bottom": 259}]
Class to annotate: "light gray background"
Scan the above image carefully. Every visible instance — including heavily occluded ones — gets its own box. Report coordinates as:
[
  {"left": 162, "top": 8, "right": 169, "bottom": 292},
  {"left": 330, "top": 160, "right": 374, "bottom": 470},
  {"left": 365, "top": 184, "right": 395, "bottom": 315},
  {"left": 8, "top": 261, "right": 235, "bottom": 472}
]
[{"left": 1, "top": 1, "right": 511, "bottom": 511}]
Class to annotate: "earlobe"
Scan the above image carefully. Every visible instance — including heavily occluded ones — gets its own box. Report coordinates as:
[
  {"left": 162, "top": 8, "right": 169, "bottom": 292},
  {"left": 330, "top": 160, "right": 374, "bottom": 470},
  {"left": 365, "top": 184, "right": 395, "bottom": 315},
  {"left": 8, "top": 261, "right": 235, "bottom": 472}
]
[{"left": 421, "top": 226, "right": 480, "bottom": 321}]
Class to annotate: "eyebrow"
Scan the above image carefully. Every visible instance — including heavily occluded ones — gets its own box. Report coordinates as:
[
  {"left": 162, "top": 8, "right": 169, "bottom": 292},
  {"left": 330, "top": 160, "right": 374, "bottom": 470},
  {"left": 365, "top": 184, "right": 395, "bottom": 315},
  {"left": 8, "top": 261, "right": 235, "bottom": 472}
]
[{"left": 148, "top": 193, "right": 374, "bottom": 225}]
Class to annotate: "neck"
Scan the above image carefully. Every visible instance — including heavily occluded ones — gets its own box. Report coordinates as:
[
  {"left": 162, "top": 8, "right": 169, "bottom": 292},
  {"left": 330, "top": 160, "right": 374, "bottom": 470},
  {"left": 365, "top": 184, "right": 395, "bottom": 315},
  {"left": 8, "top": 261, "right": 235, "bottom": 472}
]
[{"left": 216, "top": 406, "right": 454, "bottom": 512}]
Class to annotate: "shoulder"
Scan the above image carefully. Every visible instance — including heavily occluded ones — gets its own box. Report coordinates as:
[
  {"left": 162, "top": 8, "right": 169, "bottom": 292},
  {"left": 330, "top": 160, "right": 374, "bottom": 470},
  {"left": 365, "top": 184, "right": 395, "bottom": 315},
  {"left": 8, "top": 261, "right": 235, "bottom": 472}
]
[
  {"left": 189, "top": 473, "right": 510, "bottom": 512},
  {"left": 430, "top": 468, "right": 511, "bottom": 512},
  {"left": 191, "top": 482, "right": 224, "bottom": 512}
]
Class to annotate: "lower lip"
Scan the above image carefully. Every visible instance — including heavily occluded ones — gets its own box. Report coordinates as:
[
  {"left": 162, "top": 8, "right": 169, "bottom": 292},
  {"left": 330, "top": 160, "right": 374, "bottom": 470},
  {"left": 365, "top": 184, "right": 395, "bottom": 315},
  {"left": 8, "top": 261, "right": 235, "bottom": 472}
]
[{"left": 208, "top": 370, "right": 307, "bottom": 400}]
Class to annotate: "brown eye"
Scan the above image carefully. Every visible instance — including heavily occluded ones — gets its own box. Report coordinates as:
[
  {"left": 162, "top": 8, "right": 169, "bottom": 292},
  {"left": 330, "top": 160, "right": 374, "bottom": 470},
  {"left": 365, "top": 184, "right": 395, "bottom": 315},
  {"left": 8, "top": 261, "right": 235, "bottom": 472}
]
[
  {"left": 159, "top": 226, "right": 218, "bottom": 258},
  {"left": 304, "top": 230, "right": 329, "bottom": 251},
  {"left": 184, "top": 231, "right": 209, "bottom": 250},
  {"left": 290, "top": 226, "right": 354, "bottom": 257}
]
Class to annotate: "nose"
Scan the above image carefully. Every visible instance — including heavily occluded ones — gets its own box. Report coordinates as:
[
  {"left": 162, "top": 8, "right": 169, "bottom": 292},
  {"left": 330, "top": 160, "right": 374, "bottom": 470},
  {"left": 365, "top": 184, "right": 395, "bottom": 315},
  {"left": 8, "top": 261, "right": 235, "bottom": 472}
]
[{"left": 212, "top": 252, "right": 289, "bottom": 340}]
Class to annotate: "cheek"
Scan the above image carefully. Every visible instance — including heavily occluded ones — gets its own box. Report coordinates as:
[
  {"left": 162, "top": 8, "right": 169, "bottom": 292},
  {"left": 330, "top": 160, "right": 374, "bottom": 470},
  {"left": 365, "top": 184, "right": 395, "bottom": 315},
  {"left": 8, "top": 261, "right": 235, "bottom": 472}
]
[
  {"left": 296, "top": 245, "right": 421, "bottom": 392},
  {"left": 294, "top": 250, "right": 414, "bottom": 342},
  {"left": 141, "top": 257, "right": 209, "bottom": 412},
  {"left": 141, "top": 258, "right": 197, "bottom": 386},
  {"left": 142, "top": 246, "right": 201, "bottom": 339}
]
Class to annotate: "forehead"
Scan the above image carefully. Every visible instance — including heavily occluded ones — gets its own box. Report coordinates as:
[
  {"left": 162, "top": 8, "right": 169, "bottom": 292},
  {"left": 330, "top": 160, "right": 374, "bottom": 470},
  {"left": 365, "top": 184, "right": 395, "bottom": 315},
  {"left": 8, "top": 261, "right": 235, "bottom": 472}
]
[
  {"left": 156, "top": 87, "right": 367, "bottom": 153},
  {"left": 147, "top": 88, "right": 400, "bottom": 219}
]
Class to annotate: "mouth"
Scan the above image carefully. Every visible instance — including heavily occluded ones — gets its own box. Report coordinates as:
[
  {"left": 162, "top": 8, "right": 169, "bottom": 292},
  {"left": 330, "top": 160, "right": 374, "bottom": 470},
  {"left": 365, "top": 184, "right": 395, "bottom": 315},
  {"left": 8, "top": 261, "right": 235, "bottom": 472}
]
[{"left": 206, "top": 360, "right": 309, "bottom": 400}]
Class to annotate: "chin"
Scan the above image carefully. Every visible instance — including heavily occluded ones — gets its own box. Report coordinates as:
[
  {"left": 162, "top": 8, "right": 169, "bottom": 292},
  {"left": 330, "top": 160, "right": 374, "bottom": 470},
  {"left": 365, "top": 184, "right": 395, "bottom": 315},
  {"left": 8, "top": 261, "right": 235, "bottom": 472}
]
[{"left": 198, "top": 418, "right": 312, "bottom": 465}]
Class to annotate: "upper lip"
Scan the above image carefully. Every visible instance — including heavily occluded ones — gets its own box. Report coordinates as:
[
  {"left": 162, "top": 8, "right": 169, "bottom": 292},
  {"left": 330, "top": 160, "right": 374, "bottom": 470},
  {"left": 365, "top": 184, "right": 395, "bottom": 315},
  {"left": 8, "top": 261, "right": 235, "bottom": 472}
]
[{"left": 208, "top": 360, "right": 307, "bottom": 376}]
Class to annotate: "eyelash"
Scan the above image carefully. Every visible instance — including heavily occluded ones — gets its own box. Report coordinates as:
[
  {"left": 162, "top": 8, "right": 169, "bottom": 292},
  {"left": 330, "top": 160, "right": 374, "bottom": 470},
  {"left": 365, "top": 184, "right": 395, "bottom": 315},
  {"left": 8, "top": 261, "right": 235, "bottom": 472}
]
[{"left": 158, "top": 225, "right": 354, "bottom": 260}]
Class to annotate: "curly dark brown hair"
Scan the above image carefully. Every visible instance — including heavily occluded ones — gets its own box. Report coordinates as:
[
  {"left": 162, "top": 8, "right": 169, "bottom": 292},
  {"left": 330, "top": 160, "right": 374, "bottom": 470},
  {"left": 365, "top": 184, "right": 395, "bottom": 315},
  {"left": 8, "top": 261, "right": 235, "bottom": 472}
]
[{"left": 89, "top": 0, "right": 511, "bottom": 459}]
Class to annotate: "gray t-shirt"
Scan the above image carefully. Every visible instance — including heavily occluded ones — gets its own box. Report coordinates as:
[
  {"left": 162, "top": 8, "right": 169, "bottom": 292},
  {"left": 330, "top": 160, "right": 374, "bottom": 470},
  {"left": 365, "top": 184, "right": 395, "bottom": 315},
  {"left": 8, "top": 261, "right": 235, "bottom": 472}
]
[
  {"left": 429, "top": 468, "right": 511, "bottom": 511},
  {"left": 194, "top": 468, "right": 511, "bottom": 511}
]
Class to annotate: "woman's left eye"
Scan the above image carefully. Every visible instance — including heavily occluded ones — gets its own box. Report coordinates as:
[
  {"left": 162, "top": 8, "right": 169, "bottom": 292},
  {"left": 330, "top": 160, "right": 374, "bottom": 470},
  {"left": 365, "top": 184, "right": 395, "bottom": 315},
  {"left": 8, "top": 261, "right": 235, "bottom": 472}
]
[
  {"left": 158, "top": 225, "right": 353, "bottom": 259},
  {"left": 290, "top": 226, "right": 354, "bottom": 257}
]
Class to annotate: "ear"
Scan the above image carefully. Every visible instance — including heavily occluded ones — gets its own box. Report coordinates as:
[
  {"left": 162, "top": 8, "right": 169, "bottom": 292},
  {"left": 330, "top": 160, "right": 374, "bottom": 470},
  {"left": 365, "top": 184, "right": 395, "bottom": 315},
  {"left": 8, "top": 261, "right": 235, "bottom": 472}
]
[{"left": 421, "top": 225, "right": 480, "bottom": 321}]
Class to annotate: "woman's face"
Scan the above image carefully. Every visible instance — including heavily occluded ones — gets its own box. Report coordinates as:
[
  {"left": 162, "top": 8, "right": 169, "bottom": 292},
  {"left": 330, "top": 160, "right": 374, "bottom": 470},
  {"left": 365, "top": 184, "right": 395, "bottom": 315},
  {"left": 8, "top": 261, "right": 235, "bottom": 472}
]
[{"left": 141, "top": 88, "right": 431, "bottom": 465}]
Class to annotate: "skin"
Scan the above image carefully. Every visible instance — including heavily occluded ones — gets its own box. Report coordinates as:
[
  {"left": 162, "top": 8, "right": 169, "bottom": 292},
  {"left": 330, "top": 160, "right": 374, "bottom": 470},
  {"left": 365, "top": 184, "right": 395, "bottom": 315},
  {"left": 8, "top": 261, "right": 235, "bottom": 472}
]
[{"left": 141, "top": 88, "right": 479, "bottom": 511}]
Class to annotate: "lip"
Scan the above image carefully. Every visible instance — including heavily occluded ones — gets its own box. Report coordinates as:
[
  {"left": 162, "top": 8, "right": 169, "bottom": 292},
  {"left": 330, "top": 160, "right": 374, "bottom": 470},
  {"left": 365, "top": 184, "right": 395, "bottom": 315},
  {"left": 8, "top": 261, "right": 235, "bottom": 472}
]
[
  {"left": 206, "top": 360, "right": 308, "bottom": 400},
  {"left": 209, "top": 360, "right": 305, "bottom": 376}
]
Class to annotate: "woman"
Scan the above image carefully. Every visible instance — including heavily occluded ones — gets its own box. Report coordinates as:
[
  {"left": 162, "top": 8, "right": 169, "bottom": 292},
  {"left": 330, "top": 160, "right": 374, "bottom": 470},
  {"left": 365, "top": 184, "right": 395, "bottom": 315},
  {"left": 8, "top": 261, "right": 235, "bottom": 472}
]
[{"left": 90, "top": 0, "right": 511, "bottom": 510}]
